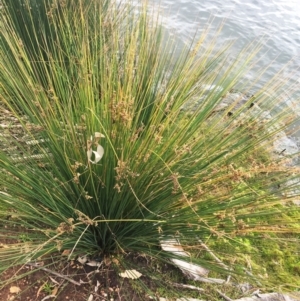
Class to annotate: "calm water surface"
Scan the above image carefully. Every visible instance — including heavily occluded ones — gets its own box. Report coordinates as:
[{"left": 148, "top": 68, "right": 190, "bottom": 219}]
[{"left": 148, "top": 0, "right": 300, "bottom": 112}]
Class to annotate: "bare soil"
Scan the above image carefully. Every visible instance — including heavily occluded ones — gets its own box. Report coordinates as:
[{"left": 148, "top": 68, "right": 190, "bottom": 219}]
[{"left": 0, "top": 253, "right": 166, "bottom": 301}]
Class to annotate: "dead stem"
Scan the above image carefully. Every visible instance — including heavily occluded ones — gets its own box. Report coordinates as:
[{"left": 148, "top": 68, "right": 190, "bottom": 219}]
[{"left": 26, "top": 262, "right": 81, "bottom": 286}]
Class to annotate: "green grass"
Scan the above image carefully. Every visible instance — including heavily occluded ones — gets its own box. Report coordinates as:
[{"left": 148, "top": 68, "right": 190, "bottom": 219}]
[{"left": 0, "top": 0, "right": 300, "bottom": 299}]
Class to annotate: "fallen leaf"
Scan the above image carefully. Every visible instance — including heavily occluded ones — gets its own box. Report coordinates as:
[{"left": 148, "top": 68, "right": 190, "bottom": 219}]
[
  {"left": 61, "top": 249, "right": 71, "bottom": 256},
  {"left": 49, "top": 277, "right": 60, "bottom": 285},
  {"left": 51, "top": 286, "right": 58, "bottom": 296},
  {"left": 9, "top": 286, "right": 21, "bottom": 294},
  {"left": 37, "top": 282, "right": 46, "bottom": 297},
  {"left": 119, "top": 269, "right": 142, "bottom": 279},
  {"left": 111, "top": 258, "right": 119, "bottom": 265},
  {"left": 87, "top": 294, "right": 94, "bottom": 301},
  {"left": 104, "top": 256, "right": 112, "bottom": 266}
]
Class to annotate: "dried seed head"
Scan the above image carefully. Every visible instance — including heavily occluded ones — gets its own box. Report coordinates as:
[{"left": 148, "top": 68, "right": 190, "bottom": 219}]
[
  {"left": 143, "top": 153, "right": 151, "bottom": 162},
  {"left": 56, "top": 220, "right": 75, "bottom": 234},
  {"left": 114, "top": 183, "right": 123, "bottom": 193},
  {"left": 170, "top": 173, "right": 180, "bottom": 194},
  {"left": 73, "top": 173, "right": 81, "bottom": 184},
  {"left": 84, "top": 191, "right": 93, "bottom": 200},
  {"left": 75, "top": 210, "right": 97, "bottom": 226}
]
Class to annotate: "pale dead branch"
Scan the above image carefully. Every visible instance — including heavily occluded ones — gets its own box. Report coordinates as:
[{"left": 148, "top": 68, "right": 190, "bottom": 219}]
[
  {"left": 198, "top": 239, "right": 229, "bottom": 270},
  {"left": 26, "top": 262, "right": 81, "bottom": 286},
  {"left": 170, "top": 282, "right": 205, "bottom": 292},
  {"left": 217, "top": 289, "right": 234, "bottom": 301},
  {"left": 233, "top": 293, "right": 300, "bottom": 301}
]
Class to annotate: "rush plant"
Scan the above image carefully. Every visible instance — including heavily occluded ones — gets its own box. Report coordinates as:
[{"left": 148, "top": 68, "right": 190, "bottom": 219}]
[{"left": 0, "top": 0, "right": 299, "bottom": 298}]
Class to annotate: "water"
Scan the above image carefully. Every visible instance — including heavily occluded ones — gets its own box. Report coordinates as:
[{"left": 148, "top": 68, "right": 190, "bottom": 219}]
[
  {"left": 148, "top": 0, "right": 300, "bottom": 109},
  {"left": 139, "top": 0, "right": 300, "bottom": 140}
]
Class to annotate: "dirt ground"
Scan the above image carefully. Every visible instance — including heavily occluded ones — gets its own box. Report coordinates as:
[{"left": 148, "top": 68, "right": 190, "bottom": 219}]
[{"left": 0, "top": 254, "right": 162, "bottom": 301}]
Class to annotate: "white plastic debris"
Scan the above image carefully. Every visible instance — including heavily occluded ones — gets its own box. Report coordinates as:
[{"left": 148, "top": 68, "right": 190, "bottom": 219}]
[
  {"left": 86, "top": 260, "right": 102, "bottom": 267},
  {"left": 87, "top": 133, "right": 105, "bottom": 164},
  {"left": 77, "top": 255, "right": 88, "bottom": 264},
  {"left": 160, "top": 238, "right": 209, "bottom": 280}
]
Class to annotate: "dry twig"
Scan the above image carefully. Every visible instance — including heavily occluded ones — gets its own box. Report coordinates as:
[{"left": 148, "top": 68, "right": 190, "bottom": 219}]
[
  {"left": 27, "top": 262, "right": 81, "bottom": 286},
  {"left": 217, "top": 289, "right": 234, "bottom": 301}
]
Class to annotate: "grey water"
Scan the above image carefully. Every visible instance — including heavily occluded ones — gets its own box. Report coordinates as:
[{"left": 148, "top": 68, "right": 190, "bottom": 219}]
[
  {"left": 141, "top": 0, "right": 300, "bottom": 140},
  {"left": 147, "top": 0, "right": 300, "bottom": 112}
]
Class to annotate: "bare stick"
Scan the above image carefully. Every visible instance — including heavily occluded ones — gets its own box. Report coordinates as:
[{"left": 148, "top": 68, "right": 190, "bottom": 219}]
[
  {"left": 216, "top": 289, "right": 234, "bottom": 301},
  {"left": 27, "top": 262, "right": 81, "bottom": 286},
  {"left": 199, "top": 239, "right": 228, "bottom": 270},
  {"left": 232, "top": 292, "right": 300, "bottom": 301},
  {"left": 171, "top": 282, "right": 205, "bottom": 292},
  {"left": 226, "top": 275, "right": 231, "bottom": 284}
]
